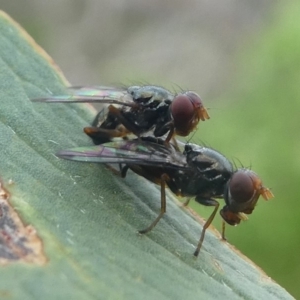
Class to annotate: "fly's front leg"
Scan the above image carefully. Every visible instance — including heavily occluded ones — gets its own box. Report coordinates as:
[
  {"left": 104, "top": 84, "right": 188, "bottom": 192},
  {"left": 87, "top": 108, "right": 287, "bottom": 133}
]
[
  {"left": 154, "top": 121, "right": 174, "bottom": 142},
  {"left": 170, "top": 136, "right": 180, "bottom": 151},
  {"left": 164, "top": 124, "right": 175, "bottom": 144},
  {"left": 139, "top": 173, "right": 169, "bottom": 234},
  {"left": 193, "top": 196, "right": 219, "bottom": 257}
]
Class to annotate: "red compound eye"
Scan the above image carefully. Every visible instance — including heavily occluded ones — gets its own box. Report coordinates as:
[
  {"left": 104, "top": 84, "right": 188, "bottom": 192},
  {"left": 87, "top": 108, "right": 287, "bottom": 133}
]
[
  {"left": 229, "top": 170, "right": 255, "bottom": 203},
  {"left": 185, "top": 91, "right": 202, "bottom": 108},
  {"left": 170, "top": 92, "right": 209, "bottom": 136},
  {"left": 186, "top": 92, "right": 210, "bottom": 122},
  {"left": 171, "top": 95, "right": 194, "bottom": 129}
]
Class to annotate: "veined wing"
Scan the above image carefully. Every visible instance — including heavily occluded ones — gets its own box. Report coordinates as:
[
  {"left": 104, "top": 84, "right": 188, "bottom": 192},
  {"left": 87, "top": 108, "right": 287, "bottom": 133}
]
[
  {"left": 57, "top": 139, "right": 189, "bottom": 170},
  {"left": 32, "top": 86, "right": 135, "bottom": 107}
]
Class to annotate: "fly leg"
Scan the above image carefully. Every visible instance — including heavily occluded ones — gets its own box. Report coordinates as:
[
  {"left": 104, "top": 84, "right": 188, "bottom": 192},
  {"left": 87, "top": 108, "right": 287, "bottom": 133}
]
[
  {"left": 84, "top": 104, "right": 140, "bottom": 144},
  {"left": 105, "top": 164, "right": 129, "bottom": 178},
  {"left": 170, "top": 136, "right": 180, "bottom": 151},
  {"left": 139, "top": 173, "right": 169, "bottom": 234},
  {"left": 153, "top": 121, "right": 175, "bottom": 147},
  {"left": 164, "top": 124, "right": 175, "bottom": 144},
  {"left": 84, "top": 125, "right": 131, "bottom": 144},
  {"left": 106, "top": 105, "right": 142, "bottom": 137},
  {"left": 193, "top": 197, "right": 219, "bottom": 257},
  {"left": 221, "top": 220, "right": 226, "bottom": 240}
]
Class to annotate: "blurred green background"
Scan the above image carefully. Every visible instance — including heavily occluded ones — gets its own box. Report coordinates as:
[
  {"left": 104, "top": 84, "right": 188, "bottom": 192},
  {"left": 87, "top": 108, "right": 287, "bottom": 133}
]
[{"left": 1, "top": 0, "right": 298, "bottom": 298}]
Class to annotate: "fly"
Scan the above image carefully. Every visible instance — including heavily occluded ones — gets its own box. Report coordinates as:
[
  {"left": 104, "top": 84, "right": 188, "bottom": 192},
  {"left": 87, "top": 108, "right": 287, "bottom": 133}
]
[
  {"left": 33, "top": 85, "right": 209, "bottom": 144},
  {"left": 56, "top": 136, "right": 273, "bottom": 256}
]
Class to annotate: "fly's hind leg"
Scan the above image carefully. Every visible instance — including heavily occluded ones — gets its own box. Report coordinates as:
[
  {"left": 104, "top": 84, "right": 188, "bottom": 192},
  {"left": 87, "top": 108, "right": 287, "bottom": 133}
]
[
  {"left": 107, "top": 105, "right": 142, "bottom": 137},
  {"left": 84, "top": 125, "right": 130, "bottom": 144},
  {"left": 139, "top": 173, "right": 169, "bottom": 234},
  {"left": 85, "top": 104, "right": 137, "bottom": 144}
]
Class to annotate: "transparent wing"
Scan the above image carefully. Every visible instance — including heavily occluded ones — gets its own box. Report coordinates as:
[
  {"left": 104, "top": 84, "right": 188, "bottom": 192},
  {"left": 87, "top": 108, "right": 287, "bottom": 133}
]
[
  {"left": 57, "top": 139, "right": 189, "bottom": 170},
  {"left": 32, "top": 86, "right": 135, "bottom": 107}
]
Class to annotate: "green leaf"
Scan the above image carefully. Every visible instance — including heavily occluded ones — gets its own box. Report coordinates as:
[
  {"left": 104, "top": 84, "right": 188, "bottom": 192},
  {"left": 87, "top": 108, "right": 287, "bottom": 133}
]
[{"left": 0, "top": 11, "right": 293, "bottom": 300}]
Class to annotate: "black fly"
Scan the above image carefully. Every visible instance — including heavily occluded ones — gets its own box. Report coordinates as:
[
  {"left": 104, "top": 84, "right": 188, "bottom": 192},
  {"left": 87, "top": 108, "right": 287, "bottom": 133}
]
[
  {"left": 33, "top": 85, "right": 209, "bottom": 144},
  {"left": 56, "top": 137, "right": 273, "bottom": 256}
]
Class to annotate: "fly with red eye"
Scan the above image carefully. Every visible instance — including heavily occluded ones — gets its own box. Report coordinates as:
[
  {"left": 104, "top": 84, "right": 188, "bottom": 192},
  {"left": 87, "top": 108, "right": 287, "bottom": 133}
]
[
  {"left": 32, "top": 85, "right": 210, "bottom": 145},
  {"left": 167, "top": 91, "right": 209, "bottom": 138},
  {"left": 219, "top": 169, "right": 274, "bottom": 231},
  {"left": 183, "top": 144, "right": 274, "bottom": 256},
  {"left": 55, "top": 137, "right": 273, "bottom": 257}
]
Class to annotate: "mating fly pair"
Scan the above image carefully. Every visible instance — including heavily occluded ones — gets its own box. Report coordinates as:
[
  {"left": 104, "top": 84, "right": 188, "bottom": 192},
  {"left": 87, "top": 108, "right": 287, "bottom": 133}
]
[
  {"left": 34, "top": 85, "right": 273, "bottom": 256},
  {"left": 55, "top": 137, "right": 273, "bottom": 256}
]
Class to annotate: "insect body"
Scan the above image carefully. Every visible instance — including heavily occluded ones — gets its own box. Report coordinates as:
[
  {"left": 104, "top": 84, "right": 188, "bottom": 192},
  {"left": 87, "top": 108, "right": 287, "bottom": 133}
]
[
  {"left": 56, "top": 137, "right": 273, "bottom": 256},
  {"left": 33, "top": 85, "right": 210, "bottom": 144}
]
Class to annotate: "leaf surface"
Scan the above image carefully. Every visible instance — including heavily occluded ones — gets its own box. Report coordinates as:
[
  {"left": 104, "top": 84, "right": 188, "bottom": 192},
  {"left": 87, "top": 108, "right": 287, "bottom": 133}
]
[{"left": 0, "top": 11, "right": 293, "bottom": 300}]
